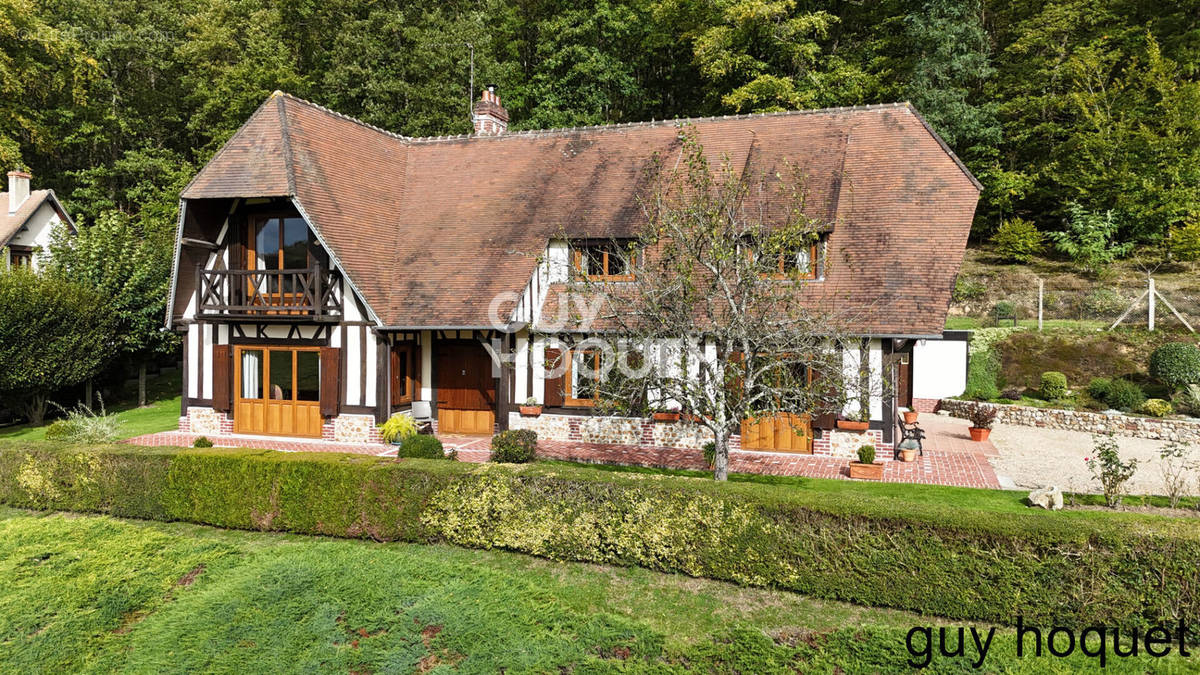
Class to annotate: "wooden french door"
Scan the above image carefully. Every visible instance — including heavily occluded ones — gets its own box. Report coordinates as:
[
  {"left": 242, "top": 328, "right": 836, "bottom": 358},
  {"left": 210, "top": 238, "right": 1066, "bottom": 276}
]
[
  {"left": 233, "top": 346, "right": 323, "bottom": 437},
  {"left": 435, "top": 344, "right": 495, "bottom": 434},
  {"left": 740, "top": 414, "right": 813, "bottom": 453}
]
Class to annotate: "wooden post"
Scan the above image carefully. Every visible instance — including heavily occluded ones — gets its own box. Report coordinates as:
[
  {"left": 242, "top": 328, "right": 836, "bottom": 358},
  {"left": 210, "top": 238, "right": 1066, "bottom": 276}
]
[
  {"left": 1148, "top": 278, "right": 1156, "bottom": 332},
  {"left": 1037, "top": 278, "right": 1044, "bottom": 331},
  {"left": 312, "top": 259, "right": 322, "bottom": 318}
]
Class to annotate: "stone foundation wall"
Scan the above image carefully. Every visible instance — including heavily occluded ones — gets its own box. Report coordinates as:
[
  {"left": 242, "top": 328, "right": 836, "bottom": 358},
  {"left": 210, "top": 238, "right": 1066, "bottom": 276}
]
[
  {"left": 938, "top": 398, "right": 1200, "bottom": 443},
  {"left": 814, "top": 429, "right": 891, "bottom": 460},
  {"left": 508, "top": 411, "right": 723, "bottom": 450},
  {"left": 179, "top": 407, "right": 232, "bottom": 436},
  {"left": 180, "top": 408, "right": 381, "bottom": 444}
]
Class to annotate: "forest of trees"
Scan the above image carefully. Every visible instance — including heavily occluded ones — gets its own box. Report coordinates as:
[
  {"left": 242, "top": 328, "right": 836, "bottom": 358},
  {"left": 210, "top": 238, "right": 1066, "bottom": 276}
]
[{"left": 3, "top": 0, "right": 1199, "bottom": 292}]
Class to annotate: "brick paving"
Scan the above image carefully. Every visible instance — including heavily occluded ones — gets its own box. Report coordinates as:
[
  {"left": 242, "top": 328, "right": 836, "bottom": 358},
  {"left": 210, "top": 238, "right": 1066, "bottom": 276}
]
[{"left": 126, "top": 413, "right": 1000, "bottom": 488}]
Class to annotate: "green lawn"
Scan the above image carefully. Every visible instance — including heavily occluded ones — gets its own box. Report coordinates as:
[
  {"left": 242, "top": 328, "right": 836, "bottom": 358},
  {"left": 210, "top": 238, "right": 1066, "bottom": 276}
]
[
  {"left": 0, "top": 508, "right": 1191, "bottom": 673},
  {"left": 0, "top": 371, "right": 181, "bottom": 442}
]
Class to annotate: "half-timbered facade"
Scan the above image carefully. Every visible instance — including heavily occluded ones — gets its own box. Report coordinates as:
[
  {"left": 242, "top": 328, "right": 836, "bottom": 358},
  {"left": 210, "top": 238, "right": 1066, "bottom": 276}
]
[{"left": 167, "top": 89, "right": 979, "bottom": 456}]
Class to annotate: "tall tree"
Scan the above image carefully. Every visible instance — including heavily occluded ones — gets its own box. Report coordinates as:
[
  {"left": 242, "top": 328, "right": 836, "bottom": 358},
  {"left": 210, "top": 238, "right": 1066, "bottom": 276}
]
[
  {"left": 0, "top": 268, "right": 115, "bottom": 423},
  {"left": 568, "top": 132, "right": 858, "bottom": 480}
]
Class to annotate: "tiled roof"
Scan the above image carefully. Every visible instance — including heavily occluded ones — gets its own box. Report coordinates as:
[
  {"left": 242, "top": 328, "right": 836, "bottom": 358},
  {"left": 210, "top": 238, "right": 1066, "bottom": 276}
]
[
  {"left": 0, "top": 190, "right": 56, "bottom": 246},
  {"left": 181, "top": 93, "right": 979, "bottom": 334}
]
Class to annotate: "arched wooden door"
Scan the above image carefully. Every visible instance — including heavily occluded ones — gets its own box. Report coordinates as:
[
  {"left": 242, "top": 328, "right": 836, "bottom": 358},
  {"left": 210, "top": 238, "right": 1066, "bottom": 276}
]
[{"left": 435, "top": 344, "right": 496, "bottom": 434}]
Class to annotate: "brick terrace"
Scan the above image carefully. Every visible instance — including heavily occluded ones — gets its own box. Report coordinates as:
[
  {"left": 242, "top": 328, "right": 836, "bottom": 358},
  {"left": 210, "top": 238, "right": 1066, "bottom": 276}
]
[{"left": 130, "top": 414, "right": 1000, "bottom": 488}]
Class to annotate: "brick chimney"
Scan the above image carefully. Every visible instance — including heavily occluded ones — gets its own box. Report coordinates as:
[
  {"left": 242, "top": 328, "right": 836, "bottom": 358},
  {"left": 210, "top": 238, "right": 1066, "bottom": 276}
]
[
  {"left": 473, "top": 84, "right": 509, "bottom": 136},
  {"left": 7, "top": 170, "right": 30, "bottom": 214}
]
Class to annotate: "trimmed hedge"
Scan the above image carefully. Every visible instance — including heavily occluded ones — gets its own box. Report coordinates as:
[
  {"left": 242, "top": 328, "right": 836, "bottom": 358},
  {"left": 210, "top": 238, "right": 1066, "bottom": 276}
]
[{"left": 2, "top": 441, "right": 1200, "bottom": 633}]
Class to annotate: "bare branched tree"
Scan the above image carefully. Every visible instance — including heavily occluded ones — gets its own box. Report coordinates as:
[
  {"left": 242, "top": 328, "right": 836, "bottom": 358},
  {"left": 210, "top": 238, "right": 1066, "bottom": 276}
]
[{"left": 548, "top": 128, "right": 873, "bottom": 480}]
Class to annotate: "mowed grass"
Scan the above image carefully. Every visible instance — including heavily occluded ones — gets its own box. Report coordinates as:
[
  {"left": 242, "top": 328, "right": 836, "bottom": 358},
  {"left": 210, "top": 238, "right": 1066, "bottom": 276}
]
[
  {"left": 0, "top": 508, "right": 1190, "bottom": 674},
  {"left": 0, "top": 371, "right": 181, "bottom": 442}
]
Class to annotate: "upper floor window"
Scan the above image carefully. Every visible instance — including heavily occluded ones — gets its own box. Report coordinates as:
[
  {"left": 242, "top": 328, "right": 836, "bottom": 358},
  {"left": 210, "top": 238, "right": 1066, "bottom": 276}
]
[
  {"left": 760, "top": 236, "right": 824, "bottom": 280},
  {"left": 8, "top": 246, "right": 33, "bottom": 269},
  {"left": 249, "top": 216, "right": 311, "bottom": 271},
  {"left": 571, "top": 240, "right": 637, "bottom": 281}
]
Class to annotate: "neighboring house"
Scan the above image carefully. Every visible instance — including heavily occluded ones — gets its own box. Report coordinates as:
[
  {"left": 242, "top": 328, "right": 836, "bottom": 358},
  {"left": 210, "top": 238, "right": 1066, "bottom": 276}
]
[
  {"left": 1, "top": 170, "right": 73, "bottom": 271},
  {"left": 166, "top": 88, "right": 979, "bottom": 457}
]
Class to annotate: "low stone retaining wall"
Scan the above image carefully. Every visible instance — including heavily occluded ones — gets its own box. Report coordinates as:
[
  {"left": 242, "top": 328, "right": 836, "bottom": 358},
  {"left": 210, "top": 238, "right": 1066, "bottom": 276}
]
[
  {"left": 508, "top": 412, "right": 893, "bottom": 459},
  {"left": 937, "top": 399, "right": 1200, "bottom": 443}
]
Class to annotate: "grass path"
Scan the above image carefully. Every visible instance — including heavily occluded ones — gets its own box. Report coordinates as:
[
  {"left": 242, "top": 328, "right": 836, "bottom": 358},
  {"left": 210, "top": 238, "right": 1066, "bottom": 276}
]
[{"left": 0, "top": 508, "right": 1190, "bottom": 673}]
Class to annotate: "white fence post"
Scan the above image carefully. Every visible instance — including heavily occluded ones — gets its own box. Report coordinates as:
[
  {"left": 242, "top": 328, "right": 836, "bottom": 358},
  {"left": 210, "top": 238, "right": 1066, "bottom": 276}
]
[
  {"left": 1148, "top": 277, "right": 1156, "bottom": 332},
  {"left": 1037, "top": 278, "right": 1044, "bottom": 331}
]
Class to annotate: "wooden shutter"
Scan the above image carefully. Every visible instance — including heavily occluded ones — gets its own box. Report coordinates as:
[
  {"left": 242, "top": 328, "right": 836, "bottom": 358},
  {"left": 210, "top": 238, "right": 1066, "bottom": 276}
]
[
  {"left": 320, "top": 346, "right": 340, "bottom": 416},
  {"left": 543, "top": 348, "right": 564, "bottom": 407},
  {"left": 389, "top": 347, "right": 401, "bottom": 406},
  {"left": 212, "top": 345, "right": 232, "bottom": 412}
]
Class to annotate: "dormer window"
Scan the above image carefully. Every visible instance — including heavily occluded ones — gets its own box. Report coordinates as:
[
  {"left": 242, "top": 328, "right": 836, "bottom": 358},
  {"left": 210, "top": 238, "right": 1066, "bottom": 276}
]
[
  {"left": 571, "top": 240, "right": 638, "bottom": 281},
  {"left": 760, "top": 235, "right": 825, "bottom": 280}
]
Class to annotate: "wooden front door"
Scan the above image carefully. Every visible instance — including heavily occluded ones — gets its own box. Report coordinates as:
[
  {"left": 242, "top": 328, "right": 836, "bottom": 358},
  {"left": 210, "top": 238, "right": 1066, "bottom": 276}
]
[
  {"left": 740, "top": 413, "right": 813, "bottom": 453},
  {"left": 435, "top": 344, "right": 496, "bottom": 434},
  {"left": 234, "top": 346, "right": 323, "bottom": 437}
]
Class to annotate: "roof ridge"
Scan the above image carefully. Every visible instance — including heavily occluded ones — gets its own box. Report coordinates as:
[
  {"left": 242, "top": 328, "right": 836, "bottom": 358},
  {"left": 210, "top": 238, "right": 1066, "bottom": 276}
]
[
  {"left": 272, "top": 91, "right": 413, "bottom": 142},
  {"left": 406, "top": 102, "right": 915, "bottom": 144},
  {"left": 267, "top": 91, "right": 913, "bottom": 145}
]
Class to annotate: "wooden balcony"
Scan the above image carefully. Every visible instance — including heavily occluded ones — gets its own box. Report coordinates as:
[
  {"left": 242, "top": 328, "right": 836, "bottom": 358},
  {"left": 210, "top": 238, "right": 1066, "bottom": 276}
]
[{"left": 196, "top": 262, "right": 343, "bottom": 321}]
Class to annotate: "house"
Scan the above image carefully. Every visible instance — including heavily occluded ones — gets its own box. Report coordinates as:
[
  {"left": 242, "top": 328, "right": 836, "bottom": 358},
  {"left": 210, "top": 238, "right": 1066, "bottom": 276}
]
[
  {"left": 166, "top": 88, "right": 979, "bottom": 457},
  {"left": 2, "top": 170, "right": 73, "bottom": 270}
]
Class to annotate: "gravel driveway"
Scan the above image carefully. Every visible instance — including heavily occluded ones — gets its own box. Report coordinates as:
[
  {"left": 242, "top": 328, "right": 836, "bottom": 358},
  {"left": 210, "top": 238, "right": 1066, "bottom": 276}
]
[{"left": 987, "top": 421, "right": 1195, "bottom": 496}]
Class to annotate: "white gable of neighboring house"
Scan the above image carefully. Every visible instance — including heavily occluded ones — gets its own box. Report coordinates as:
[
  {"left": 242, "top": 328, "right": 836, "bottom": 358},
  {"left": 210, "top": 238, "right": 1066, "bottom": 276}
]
[{"left": 2, "top": 171, "right": 73, "bottom": 272}]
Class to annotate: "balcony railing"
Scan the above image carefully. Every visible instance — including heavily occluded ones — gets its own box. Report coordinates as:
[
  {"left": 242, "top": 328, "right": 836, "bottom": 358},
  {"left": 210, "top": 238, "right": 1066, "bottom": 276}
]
[{"left": 196, "top": 262, "right": 343, "bottom": 321}]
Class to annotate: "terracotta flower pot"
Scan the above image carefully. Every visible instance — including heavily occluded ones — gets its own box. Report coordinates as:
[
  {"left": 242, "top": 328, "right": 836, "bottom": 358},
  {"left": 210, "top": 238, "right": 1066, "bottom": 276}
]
[
  {"left": 902, "top": 411, "right": 919, "bottom": 424},
  {"left": 969, "top": 427, "right": 990, "bottom": 442},
  {"left": 849, "top": 461, "right": 884, "bottom": 480},
  {"left": 900, "top": 448, "right": 918, "bottom": 462},
  {"left": 519, "top": 405, "right": 543, "bottom": 417},
  {"left": 837, "top": 419, "right": 869, "bottom": 432},
  {"left": 652, "top": 412, "right": 681, "bottom": 422}
]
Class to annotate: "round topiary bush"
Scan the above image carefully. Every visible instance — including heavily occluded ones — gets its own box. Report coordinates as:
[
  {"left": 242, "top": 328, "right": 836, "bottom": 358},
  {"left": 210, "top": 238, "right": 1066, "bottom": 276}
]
[
  {"left": 491, "top": 429, "right": 538, "bottom": 463},
  {"left": 1149, "top": 342, "right": 1200, "bottom": 391},
  {"left": 1104, "top": 378, "right": 1146, "bottom": 412},
  {"left": 1040, "top": 371, "right": 1068, "bottom": 400},
  {"left": 396, "top": 434, "right": 447, "bottom": 459}
]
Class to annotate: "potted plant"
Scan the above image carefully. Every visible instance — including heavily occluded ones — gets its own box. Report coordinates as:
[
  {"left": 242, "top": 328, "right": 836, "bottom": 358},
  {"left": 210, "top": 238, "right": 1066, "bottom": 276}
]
[
  {"left": 967, "top": 402, "right": 997, "bottom": 442},
  {"left": 519, "top": 397, "right": 543, "bottom": 417},
  {"left": 897, "top": 439, "right": 919, "bottom": 462},
  {"left": 652, "top": 409, "right": 681, "bottom": 422},
  {"left": 378, "top": 413, "right": 418, "bottom": 446},
  {"left": 849, "top": 443, "right": 883, "bottom": 480},
  {"left": 837, "top": 407, "right": 870, "bottom": 432},
  {"left": 901, "top": 407, "right": 919, "bottom": 424}
]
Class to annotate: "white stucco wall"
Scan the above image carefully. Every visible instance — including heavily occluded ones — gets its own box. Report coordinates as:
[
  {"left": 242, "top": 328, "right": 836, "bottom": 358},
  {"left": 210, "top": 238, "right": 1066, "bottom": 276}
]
[
  {"left": 5, "top": 202, "right": 62, "bottom": 271},
  {"left": 912, "top": 337, "right": 968, "bottom": 400}
]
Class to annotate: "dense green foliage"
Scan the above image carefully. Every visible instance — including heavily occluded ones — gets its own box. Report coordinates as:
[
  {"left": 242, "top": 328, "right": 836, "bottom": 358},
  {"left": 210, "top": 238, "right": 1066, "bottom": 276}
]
[
  {"left": 4, "top": 510, "right": 1186, "bottom": 673},
  {"left": 4, "top": 0, "right": 1199, "bottom": 269},
  {"left": 1141, "top": 398, "right": 1173, "bottom": 417},
  {"left": 3, "top": 441, "right": 1200, "bottom": 635},
  {"left": 1103, "top": 378, "right": 1148, "bottom": 412},
  {"left": 1039, "top": 371, "right": 1067, "bottom": 400},
  {"left": 990, "top": 217, "right": 1043, "bottom": 263},
  {"left": 490, "top": 429, "right": 538, "bottom": 463},
  {"left": 1149, "top": 342, "right": 1200, "bottom": 391},
  {"left": 0, "top": 269, "right": 115, "bottom": 424},
  {"left": 395, "top": 434, "right": 447, "bottom": 459}
]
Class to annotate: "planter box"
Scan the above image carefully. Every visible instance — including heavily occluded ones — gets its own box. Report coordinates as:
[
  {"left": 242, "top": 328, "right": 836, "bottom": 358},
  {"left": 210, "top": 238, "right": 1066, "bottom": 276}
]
[
  {"left": 849, "top": 461, "right": 883, "bottom": 480},
  {"left": 969, "top": 427, "right": 991, "bottom": 442},
  {"left": 652, "top": 412, "right": 681, "bottom": 423},
  {"left": 837, "top": 420, "right": 869, "bottom": 432},
  {"left": 519, "top": 406, "right": 543, "bottom": 417}
]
